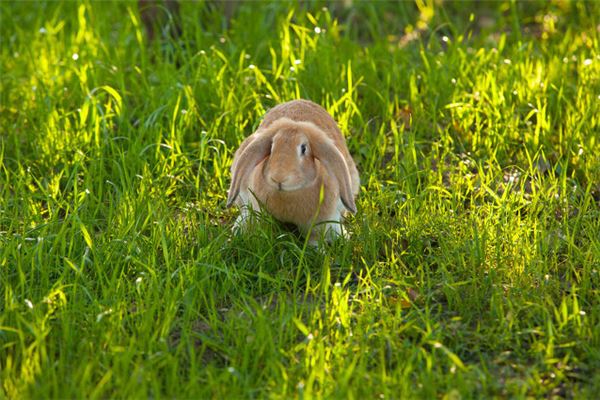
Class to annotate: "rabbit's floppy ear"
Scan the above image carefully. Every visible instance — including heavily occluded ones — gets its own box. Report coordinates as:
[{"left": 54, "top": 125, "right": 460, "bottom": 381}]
[
  {"left": 227, "top": 130, "right": 275, "bottom": 207},
  {"left": 305, "top": 128, "right": 357, "bottom": 213}
]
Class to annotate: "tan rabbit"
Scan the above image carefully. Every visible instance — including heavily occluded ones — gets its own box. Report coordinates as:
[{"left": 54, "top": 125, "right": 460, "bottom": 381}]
[{"left": 227, "top": 99, "right": 360, "bottom": 243}]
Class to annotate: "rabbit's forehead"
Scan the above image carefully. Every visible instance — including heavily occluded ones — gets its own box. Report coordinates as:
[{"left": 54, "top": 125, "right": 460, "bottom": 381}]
[{"left": 274, "top": 129, "right": 308, "bottom": 145}]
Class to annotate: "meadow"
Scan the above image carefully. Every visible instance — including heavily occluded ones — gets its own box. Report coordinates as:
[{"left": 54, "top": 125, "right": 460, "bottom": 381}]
[{"left": 1, "top": 1, "right": 599, "bottom": 398}]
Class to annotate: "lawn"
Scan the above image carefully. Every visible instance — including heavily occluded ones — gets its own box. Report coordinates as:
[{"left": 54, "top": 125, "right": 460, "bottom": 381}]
[{"left": 1, "top": 0, "right": 599, "bottom": 398}]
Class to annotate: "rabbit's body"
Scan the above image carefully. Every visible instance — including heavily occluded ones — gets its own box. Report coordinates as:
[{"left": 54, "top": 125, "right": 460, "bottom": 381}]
[{"left": 228, "top": 99, "right": 359, "bottom": 242}]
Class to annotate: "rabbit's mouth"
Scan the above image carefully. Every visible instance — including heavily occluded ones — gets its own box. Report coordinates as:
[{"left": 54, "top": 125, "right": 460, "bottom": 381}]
[
  {"left": 267, "top": 170, "right": 318, "bottom": 192},
  {"left": 267, "top": 176, "right": 301, "bottom": 192},
  {"left": 273, "top": 182, "right": 303, "bottom": 192}
]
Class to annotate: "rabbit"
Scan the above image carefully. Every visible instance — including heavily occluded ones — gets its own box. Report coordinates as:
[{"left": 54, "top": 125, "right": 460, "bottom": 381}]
[{"left": 226, "top": 99, "right": 360, "bottom": 244}]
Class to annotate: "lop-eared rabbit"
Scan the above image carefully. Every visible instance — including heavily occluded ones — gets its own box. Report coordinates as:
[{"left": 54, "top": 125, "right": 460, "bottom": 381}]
[{"left": 227, "top": 99, "right": 360, "bottom": 244}]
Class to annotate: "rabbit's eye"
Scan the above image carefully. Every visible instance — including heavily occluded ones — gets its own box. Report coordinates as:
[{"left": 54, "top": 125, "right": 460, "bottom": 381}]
[{"left": 300, "top": 143, "right": 307, "bottom": 156}]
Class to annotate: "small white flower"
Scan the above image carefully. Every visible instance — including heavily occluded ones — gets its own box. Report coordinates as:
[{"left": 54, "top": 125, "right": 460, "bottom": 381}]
[
  {"left": 503, "top": 59, "right": 511, "bottom": 64},
  {"left": 442, "top": 36, "right": 449, "bottom": 42},
  {"left": 580, "top": 310, "right": 586, "bottom": 316},
  {"left": 25, "top": 299, "right": 33, "bottom": 309},
  {"left": 39, "top": 27, "right": 47, "bottom": 34},
  {"left": 248, "top": 64, "right": 255, "bottom": 70},
  {"left": 289, "top": 66, "right": 295, "bottom": 72},
  {"left": 96, "top": 308, "right": 113, "bottom": 322},
  {"left": 306, "top": 333, "right": 314, "bottom": 341},
  {"left": 583, "top": 59, "right": 592, "bottom": 66},
  {"left": 314, "top": 27, "right": 322, "bottom": 34},
  {"left": 294, "top": 59, "right": 302, "bottom": 65},
  {"left": 227, "top": 367, "right": 235, "bottom": 373},
  {"left": 181, "top": 109, "right": 187, "bottom": 115},
  {"left": 72, "top": 53, "right": 79, "bottom": 61}
]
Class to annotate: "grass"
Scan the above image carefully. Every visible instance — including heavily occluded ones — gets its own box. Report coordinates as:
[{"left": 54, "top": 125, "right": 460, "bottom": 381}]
[{"left": 1, "top": 0, "right": 599, "bottom": 398}]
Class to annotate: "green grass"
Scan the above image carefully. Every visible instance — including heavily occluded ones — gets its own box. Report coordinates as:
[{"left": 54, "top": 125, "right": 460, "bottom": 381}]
[{"left": 1, "top": 0, "right": 599, "bottom": 398}]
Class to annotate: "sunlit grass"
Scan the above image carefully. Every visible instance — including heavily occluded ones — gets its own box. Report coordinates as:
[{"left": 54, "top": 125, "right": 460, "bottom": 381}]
[{"left": 1, "top": 1, "right": 599, "bottom": 398}]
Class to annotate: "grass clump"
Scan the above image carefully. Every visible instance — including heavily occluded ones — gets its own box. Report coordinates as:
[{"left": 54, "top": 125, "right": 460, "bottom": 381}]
[{"left": 1, "top": 1, "right": 599, "bottom": 398}]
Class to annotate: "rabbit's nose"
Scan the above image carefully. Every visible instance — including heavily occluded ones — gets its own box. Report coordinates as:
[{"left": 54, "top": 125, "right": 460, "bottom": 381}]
[
  {"left": 270, "top": 176, "right": 284, "bottom": 190},
  {"left": 269, "top": 175, "right": 287, "bottom": 190}
]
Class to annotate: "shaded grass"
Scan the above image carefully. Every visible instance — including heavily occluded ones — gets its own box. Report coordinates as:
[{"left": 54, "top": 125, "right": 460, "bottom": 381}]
[{"left": 1, "top": 0, "right": 599, "bottom": 398}]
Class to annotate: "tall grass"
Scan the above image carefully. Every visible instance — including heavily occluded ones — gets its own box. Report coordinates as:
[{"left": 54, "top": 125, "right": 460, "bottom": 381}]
[{"left": 1, "top": 1, "right": 599, "bottom": 398}]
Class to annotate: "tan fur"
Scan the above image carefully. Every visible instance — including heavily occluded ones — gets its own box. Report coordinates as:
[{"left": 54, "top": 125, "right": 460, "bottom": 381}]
[{"left": 227, "top": 99, "right": 360, "bottom": 242}]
